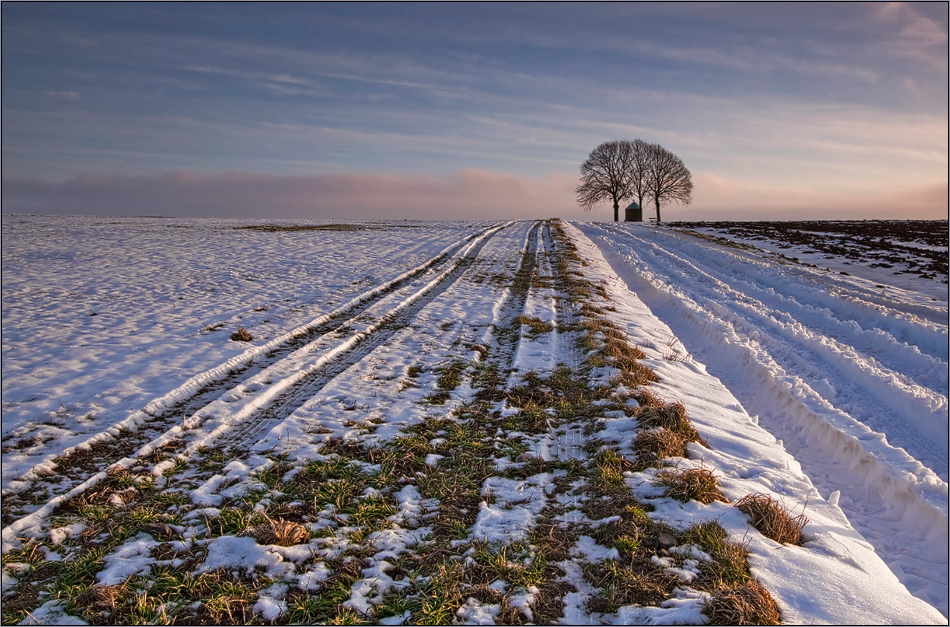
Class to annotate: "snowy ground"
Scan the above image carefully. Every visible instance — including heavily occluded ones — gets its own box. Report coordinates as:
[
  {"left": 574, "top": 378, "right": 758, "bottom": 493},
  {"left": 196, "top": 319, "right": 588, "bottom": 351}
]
[
  {"left": 675, "top": 220, "right": 948, "bottom": 302},
  {"left": 1, "top": 215, "right": 946, "bottom": 625}
]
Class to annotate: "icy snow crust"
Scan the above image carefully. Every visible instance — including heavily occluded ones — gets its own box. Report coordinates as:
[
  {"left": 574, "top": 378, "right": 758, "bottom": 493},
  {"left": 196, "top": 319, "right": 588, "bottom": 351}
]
[{"left": 1, "top": 216, "right": 946, "bottom": 624}]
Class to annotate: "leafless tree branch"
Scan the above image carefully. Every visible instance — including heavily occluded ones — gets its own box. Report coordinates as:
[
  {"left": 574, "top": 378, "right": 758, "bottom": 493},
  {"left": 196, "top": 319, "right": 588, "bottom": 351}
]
[{"left": 577, "top": 139, "right": 692, "bottom": 223}]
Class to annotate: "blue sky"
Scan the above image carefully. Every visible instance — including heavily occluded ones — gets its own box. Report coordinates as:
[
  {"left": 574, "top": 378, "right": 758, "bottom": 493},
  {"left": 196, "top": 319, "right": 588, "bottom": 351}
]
[{"left": 2, "top": 2, "right": 947, "bottom": 220}]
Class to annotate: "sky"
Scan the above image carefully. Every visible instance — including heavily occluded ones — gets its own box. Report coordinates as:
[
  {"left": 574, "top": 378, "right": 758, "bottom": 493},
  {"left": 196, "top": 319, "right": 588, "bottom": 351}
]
[{"left": 1, "top": 2, "right": 947, "bottom": 221}]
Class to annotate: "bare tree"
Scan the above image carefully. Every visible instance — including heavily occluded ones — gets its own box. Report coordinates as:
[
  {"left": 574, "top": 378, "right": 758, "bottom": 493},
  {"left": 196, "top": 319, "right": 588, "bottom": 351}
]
[
  {"left": 644, "top": 143, "right": 692, "bottom": 223},
  {"left": 576, "top": 140, "right": 634, "bottom": 222},
  {"left": 628, "top": 138, "right": 651, "bottom": 213}
]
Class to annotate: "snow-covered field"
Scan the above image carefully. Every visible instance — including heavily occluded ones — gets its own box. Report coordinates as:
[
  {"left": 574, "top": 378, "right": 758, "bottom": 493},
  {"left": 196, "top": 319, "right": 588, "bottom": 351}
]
[{"left": 1, "top": 215, "right": 947, "bottom": 625}]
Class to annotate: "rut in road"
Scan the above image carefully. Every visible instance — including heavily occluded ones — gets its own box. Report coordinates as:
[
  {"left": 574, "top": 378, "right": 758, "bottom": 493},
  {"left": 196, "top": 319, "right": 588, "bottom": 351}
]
[
  {"left": 65, "top": 219, "right": 545, "bottom": 533},
  {"left": 1, "top": 223, "right": 510, "bottom": 540},
  {"left": 1, "top": 224, "right": 505, "bottom": 516},
  {"left": 218, "top": 221, "right": 537, "bottom": 455},
  {"left": 590, "top": 222, "right": 948, "bottom": 475},
  {"left": 580, "top": 221, "right": 949, "bottom": 615}
]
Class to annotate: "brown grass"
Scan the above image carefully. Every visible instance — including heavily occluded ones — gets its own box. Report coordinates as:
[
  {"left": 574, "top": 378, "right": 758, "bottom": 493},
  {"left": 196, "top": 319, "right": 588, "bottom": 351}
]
[
  {"left": 515, "top": 315, "right": 554, "bottom": 337},
  {"left": 632, "top": 389, "right": 664, "bottom": 409},
  {"left": 636, "top": 401, "right": 703, "bottom": 444},
  {"left": 611, "top": 362, "right": 660, "bottom": 388},
  {"left": 76, "top": 584, "right": 124, "bottom": 611},
  {"left": 631, "top": 428, "right": 689, "bottom": 469},
  {"left": 704, "top": 580, "right": 781, "bottom": 625},
  {"left": 584, "top": 560, "right": 679, "bottom": 613},
  {"left": 657, "top": 468, "right": 728, "bottom": 504},
  {"left": 603, "top": 338, "right": 646, "bottom": 367},
  {"left": 735, "top": 493, "right": 808, "bottom": 545},
  {"left": 230, "top": 326, "right": 253, "bottom": 342},
  {"left": 251, "top": 513, "right": 309, "bottom": 546}
]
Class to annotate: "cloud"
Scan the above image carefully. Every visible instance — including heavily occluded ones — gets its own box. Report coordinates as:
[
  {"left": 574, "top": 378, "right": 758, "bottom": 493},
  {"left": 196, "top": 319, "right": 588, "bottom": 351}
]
[
  {"left": 686, "top": 171, "right": 948, "bottom": 221},
  {"left": 0, "top": 170, "right": 580, "bottom": 220},
  {"left": 45, "top": 91, "right": 80, "bottom": 100},
  {"left": 4, "top": 169, "right": 946, "bottom": 223}
]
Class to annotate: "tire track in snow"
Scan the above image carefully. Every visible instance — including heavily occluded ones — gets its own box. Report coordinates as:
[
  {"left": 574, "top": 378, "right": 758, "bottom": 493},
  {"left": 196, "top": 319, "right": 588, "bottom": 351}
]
[
  {"left": 168, "top": 221, "right": 545, "bottom": 535},
  {"left": 593, "top": 222, "right": 948, "bottom": 476},
  {"left": 220, "top": 221, "right": 525, "bottom": 453},
  {"left": 1, "top": 223, "right": 511, "bottom": 544},
  {"left": 4, "top": 226, "right": 504, "bottom": 501},
  {"left": 578, "top": 222, "right": 948, "bottom": 614}
]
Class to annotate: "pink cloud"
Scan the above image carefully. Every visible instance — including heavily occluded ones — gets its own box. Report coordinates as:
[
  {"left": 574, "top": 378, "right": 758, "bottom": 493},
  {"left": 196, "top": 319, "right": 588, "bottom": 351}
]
[
  {"left": 1, "top": 170, "right": 580, "bottom": 220},
  {"left": 3, "top": 169, "right": 946, "bottom": 222},
  {"left": 684, "top": 171, "right": 948, "bottom": 221}
]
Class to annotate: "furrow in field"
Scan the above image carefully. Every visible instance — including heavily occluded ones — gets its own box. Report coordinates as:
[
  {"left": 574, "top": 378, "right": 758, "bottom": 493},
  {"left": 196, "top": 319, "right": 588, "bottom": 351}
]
[
  {"left": 510, "top": 222, "right": 563, "bottom": 378},
  {"left": 217, "top": 221, "right": 524, "bottom": 454},
  {"left": 11, "top": 227, "right": 497, "bottom": 492},
  {"left": 2, "top": 225, "right": 503, "bottom": 507},
  {"left": 120, "top": 221, "right": 542, "bottom": 532},
  {"left": 579, "top": 221, "right": 949, "bottom": 614},
  {"left": 0, "top": 223, "right": 510, "bottom": 544},
  {"left": 505, "top": 222, "right": 584, "bottom": 465},
  {"left": 591, "top": 222, "right": 948, "bottom": 478},
  {"left": 611, "top": 224, "right": 949, "bottom": 390}
]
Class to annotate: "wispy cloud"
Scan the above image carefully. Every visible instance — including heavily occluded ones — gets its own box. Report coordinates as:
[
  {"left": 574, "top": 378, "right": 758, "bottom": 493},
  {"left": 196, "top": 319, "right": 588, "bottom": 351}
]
[
  {"left": 2, "top": 3, "right": 945, "bottom": 221},
  {"left": 44, "top": 90, "right": 80, "bottom": 100}
]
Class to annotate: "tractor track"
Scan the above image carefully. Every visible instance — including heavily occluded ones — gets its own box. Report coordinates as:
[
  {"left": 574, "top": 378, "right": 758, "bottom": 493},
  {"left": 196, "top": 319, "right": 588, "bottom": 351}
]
[
  {"left": 2, "top": 223, "right": 510, "bottom": 541},
  {"left": 581, "top": 221, "right": 949, "bottom": 614},
  {"left": 218, "top": 221, "right": 535, "bottom": 455},
  {"left": 151, "top": 219, "right": 546, "bottom": 510}
]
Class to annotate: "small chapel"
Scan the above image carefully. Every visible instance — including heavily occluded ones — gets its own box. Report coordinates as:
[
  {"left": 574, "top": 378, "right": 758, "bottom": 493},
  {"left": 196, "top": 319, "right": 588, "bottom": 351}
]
[{"left": 624, "top": 201, "right": 642, "bottom": 222}]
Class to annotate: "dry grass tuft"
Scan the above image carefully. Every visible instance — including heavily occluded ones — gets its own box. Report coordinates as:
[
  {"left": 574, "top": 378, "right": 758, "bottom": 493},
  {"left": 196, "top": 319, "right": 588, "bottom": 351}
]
[
  {"left": 703, "top": 580, "right": 781, "bottom": 625},
  {"left": 603, "top": 339, "right": 646, "bottom": 366},
  {"left": 611, "top": 362, "right": 659, "bottom": 388},
  {"left": 636, "top": 402, "right": 702, "bottom": 443},
  {"left": 251, "top": 514, "right": 309, "bottom": 546},
  {"left": 735, "top": 493, "right": 808, "bottom": 545},
  {"left": 230, "top": 326, "right": 253, "bottom": 342},
  {"left": 584, "top": 560, "right": 679, "bottom": 614},
  {"left": 657, "top": 468, "right": 728, "bottom": 504},
  {"left": 633, "top": 389, "right": 665, "bottom": 409},
  {"left": 515, "top": 315, "right": 554, "bottom": 337},
  {"left": 632, "top": 428, "right": 689, "bottom": 469},
  {"left": 105, "top": 464, "right": 130, "bottom": 477},
  {"left": 76, "top": 584, "right": 124, "bottom": 611},
  {"left": 591, "top": 449, "right": 635, "bottom": 493}
]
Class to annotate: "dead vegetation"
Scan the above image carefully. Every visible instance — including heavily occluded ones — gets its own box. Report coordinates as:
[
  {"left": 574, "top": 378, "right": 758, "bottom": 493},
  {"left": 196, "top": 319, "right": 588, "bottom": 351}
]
[
  {"left": 0, "top": 220, "right": 787, "bottom": 626},
  {"left": 704, "top": 580, "right": 782, "bottom": 625},
  {"left": 230, "top": 326, "right": 253, "bottom": 342},
  {"left": 631, "top": 428, "right": 690, "bottom": 469},
  {"left": 76, "top": 583, "right": 124, "bottom": 612},
  {"left": 515, "top": 314, "right": 554, "bottom": 337},
  {"left": 736, "top": 493, "right": 808, "bottom": 545},
  {"left": 658, "top": 467, "right": 728, "bottom": 504},
  {"left": 635, "top": 400, "right": 704, "bottom": 444},
  {"left": 250, "top": 512, "right": 309, "bottom": 546}
]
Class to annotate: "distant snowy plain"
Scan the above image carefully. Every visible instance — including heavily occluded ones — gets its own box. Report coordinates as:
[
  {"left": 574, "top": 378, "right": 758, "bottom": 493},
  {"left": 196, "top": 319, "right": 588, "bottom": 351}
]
[{"left": 1, "top": 215, "right": 947, "bottom": 624}]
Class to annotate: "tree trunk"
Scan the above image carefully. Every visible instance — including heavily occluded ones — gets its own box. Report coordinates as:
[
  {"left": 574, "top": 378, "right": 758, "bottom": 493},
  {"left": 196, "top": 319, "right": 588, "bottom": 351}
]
[
  {"left": 613, "top": 200, "right": 619, "bottom": 222},
  {"left": 654, "top": 197, "right": 662, "bottom": 224}
]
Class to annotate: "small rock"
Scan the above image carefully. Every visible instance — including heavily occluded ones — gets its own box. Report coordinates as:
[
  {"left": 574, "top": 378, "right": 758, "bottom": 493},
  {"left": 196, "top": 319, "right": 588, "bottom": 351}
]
[{"left": 658, "top": 532, "right": 677, "bottom": 547}]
